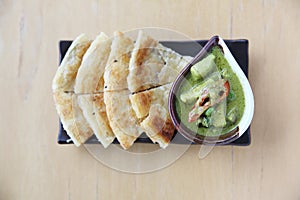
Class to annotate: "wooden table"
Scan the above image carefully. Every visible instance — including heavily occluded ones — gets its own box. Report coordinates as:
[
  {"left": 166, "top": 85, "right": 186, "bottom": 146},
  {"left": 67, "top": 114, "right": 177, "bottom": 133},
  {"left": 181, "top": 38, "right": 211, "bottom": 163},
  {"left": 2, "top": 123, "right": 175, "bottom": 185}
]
[{"left": 1, "top": 0, "right": 299, "bottom": 199}]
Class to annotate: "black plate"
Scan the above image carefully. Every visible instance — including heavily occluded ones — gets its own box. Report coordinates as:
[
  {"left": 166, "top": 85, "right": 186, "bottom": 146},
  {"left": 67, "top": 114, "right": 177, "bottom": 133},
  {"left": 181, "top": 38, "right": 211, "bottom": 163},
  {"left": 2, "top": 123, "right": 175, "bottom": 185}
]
[{"left": 57, "top": 39, "right": 251, "bottom": 146}]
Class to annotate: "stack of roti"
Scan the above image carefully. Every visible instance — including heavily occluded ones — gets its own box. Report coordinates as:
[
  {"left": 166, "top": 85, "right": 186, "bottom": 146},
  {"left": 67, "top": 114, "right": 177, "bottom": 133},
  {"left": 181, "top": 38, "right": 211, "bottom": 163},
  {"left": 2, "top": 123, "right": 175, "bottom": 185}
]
[{"left": 53, "top": 30, "right": 192, "bottom": 149}]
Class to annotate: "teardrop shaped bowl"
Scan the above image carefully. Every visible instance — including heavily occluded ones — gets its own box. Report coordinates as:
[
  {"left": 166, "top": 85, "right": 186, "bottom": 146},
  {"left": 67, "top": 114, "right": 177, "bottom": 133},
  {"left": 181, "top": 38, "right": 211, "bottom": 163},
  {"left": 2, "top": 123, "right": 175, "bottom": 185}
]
[{"left": 168, "top": 36, "right": 254, "bottom": 145}]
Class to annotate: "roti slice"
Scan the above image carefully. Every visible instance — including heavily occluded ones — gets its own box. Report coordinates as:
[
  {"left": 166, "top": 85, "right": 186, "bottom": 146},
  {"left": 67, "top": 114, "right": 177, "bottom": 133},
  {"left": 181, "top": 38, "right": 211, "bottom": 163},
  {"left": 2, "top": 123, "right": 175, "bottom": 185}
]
[
  {"left": 129, "top": 84, "right": 171, "bottom": 119},
  {"left": 141, "top": 104, "right": 175, "bottom": 149},
  {"left": 77, "top": 94, "right": 115, "bottom": 148},
  {"left": 74, "top": 33, "right": 111, "bottom": 93},
  {"left": 104, "top": 31, "right": 134, "bottom": 91},
  {"left": 104, "top": 90, "right": 143, "bottom": 149},
  {"left": 127, "top": 30, "right": 192, "bottom": 93},
  {"left": 52, "top": 34, "right": 93, "bottom": 146},
  {"left": 127, "top": 30, "right": 164, "bottom": 93},
  {"left": 104, "top": 31, "right": 143, "bottom": 149},
  {"left": 52, "top": 34, "right": 91, "bottom": 92},
  {"left": 53, "top": 91, "right": 93, "bottom": 146},
  {"left": 157, "top": 50, "right": 193, "bottom": 84},
  {"left": 130, "top": 84, "right": 174, "bottom": 148},
  {"left": 74, "top": 33, "right": 115, "bottom": 147}
]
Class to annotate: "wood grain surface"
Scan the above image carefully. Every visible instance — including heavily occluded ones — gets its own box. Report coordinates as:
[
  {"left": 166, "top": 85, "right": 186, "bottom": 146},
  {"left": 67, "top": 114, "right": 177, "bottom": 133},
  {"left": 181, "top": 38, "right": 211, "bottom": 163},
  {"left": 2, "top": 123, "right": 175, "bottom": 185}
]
[{"left": 0, "top": 0, "right": 299, "bottom": 199}]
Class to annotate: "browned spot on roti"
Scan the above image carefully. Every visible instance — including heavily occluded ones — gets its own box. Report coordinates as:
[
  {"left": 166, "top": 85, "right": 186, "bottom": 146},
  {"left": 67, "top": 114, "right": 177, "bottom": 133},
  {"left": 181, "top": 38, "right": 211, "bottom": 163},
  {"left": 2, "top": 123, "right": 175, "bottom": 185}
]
[
  {"left": 159, "top": 118, "right": 176, "bottom": 143},
  {"left": 135, "top": 37, "right": 156, "bottom": 65},
  {"left": 95, "top": 76, "right": 104, "bottom": 92},
  {"left": 135, "top": 91, "right": 152, "bottom": 112},
  {"left": 151, "top": 114, "right": 165, "bottom": 133},
  {"left": 151, "top": 115, "right": 175, "bottom": 143},
  {"left": 92, "top": 94, "right": 106, "bottom": 113},
  {"left": 121, "top": 52, "right": 131, "bottom": 64}
]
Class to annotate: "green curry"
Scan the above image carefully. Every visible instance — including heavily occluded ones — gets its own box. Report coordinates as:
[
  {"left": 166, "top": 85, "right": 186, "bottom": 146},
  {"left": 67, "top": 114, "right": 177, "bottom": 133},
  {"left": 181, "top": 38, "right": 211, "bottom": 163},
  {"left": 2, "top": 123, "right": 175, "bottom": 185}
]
[{"left": 175, "top": 46, "right": 245, "bottom": 137}]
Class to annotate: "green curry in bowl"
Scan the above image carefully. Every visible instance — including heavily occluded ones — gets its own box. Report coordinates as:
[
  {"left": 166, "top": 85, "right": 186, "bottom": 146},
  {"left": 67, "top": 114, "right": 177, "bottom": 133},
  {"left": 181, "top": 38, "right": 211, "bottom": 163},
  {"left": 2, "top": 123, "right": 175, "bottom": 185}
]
[{"left": 175, "top": 46, "right": 245, "bottom": 137}]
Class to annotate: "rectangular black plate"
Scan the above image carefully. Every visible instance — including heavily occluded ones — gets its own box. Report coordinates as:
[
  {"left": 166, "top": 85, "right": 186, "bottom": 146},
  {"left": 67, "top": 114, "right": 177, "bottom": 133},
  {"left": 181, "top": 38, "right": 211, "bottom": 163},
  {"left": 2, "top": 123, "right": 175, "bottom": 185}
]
[{"left": 57, "top": 39, "right": 251, "bottom": 146}]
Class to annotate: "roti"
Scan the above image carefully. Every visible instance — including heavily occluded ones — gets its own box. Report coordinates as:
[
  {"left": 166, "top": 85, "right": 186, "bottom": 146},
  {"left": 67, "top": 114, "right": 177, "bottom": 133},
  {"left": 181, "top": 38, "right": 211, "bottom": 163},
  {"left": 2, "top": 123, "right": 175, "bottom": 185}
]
[
  {"left": 104, "top": 31, "right": 134, "bottom": 91},
  {"left": 74, "top": 33, "right": 115, "bottom": 147},
  {"left": 127, "top": 31, "right": 191, "bottom": 93},
  {"left": 130, "top": 84, "right": 174, "bottom": 148},
  {"left": 141, "top": 104, "right": 175, "bottom": 149},
  {"left": 129, "top": 84, "right": 171, "bottom": 119},
  {"left": 53, "top": 92, "right": 93, "bottom": 146},
  {"left": 52, "top": 34, "right": 93, "bottom": 146},
  {"left": 53, "top": 31, "right": 190, "bottom": 149},
  {"left": 52, "top": 34, "right": 91, "bottom": 92},
  {"left": 127, "top": 30, "right": 164, "bottom": 93},
  {"left": 77, "top": 94, "right": 115, "bottom": 148},
  {"left": 75, "top": 33, "right": 111, "bottom": 93},
  {"left": 104, "top": 90, "right": 143, "bottom": 149},
  {"left": 157, "top": 48, "right": 193, "bottom": 84},
  {"left": 104, "top": 31, "right": 143, "bottom": 149}
]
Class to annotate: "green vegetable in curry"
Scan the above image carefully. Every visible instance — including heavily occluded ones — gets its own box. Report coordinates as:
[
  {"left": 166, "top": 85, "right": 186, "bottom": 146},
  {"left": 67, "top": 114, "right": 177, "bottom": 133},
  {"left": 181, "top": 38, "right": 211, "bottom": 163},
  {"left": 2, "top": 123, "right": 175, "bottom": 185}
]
[
  {"left": 190, "top": 54, "right": 216, "bottom": 80},
  {"left": 175, "top": 46, "right": 245, "bottom": 136}
]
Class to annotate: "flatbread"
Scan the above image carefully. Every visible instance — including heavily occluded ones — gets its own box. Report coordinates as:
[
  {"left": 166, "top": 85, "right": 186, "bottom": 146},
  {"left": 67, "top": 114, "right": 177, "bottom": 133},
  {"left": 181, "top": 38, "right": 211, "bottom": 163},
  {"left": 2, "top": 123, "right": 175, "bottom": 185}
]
[
  {"left": 53, "top": 31, "right": 191, "bottom": 149},
  {"left": 141, "top": 104, "right": 175, "bottom": 149},
  {"left": 52, "top": 34, "right": 93, "bottom": 146},
  {"left": 77, "top": 94, "right": 115, "bottom": 148},
  {"left": 130, "top": 84, "right": 175, "bottom": 148},
  {"left": 127, "top": 31, "right": 192, "bottom": 147},
  {"left": 127, "top": 30, "right": 164, "bottom": 93},
  {"left": 53, "top": 91, "right": 93, "bottom": 146},
  {"left": 74, "top": 33, "right": 115, "bottom": 148},
  {"left": 157, "top": 48, "right": 193, "bottom": 84},
  {"left": 104, "top": 90, "right": 143, "bottom": 149},
  {"left": 130, "top": 84, "right": 171, "bottom": 119},
  {"left": 127, "top": 31, "right": 191, "bottom": 93},
  {"left": 104, "top": 31, "right": 134, "bottom": 91},
  {"left": 104, "top": 31, "right": 143, "bottom": 149},
  {"left": 52, "top": 34, "right": 91, "bottom": 92},
  {"left": 74, "top": 33, "right": 111, "bottom": 93}
]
